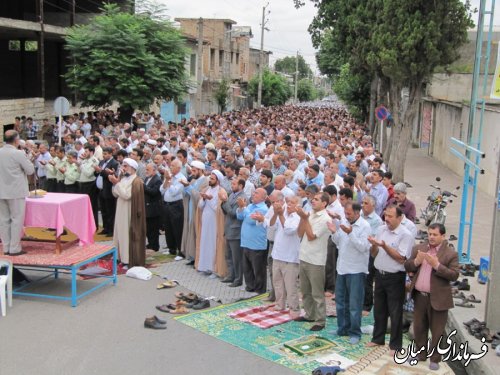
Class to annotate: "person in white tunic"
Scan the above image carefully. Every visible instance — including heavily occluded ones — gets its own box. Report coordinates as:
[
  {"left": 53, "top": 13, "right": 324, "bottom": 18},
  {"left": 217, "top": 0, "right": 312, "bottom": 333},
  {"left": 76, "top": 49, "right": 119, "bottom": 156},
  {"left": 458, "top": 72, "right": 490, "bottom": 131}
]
[
  {"left": 197, "top": 170, "right": 223, "bottom": 275},
  {"left": 110, "top": 158, "right": 141, "bottom": 266}
]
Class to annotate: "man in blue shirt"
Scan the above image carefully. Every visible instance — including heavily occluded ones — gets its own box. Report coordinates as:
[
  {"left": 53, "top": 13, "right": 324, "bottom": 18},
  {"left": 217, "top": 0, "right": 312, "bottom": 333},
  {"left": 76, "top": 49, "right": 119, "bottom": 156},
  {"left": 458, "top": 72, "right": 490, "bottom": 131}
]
[{"left": 237, "top": 188, "right": 269, "bottom": 294}]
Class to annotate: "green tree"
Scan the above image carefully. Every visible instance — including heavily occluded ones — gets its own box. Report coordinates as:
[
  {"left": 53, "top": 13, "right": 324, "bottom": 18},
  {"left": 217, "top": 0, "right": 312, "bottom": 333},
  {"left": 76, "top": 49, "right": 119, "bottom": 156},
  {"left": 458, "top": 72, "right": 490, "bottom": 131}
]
[
  {"left": 64, "top": 2, "right": 188, "bottom": 121},
  {"left": 297, "top": 79, "right": 317, "bottom": 102},
  {"left": 332, "top": 63, "right": 370, "bottom": 121},
  {"left": 248, "top": 69, "right": 292, "bottom": 107},
  {"left": 214, "top": 79, "right": 230, "bottom": 114},
  {"left": 274, "top": 55, "right": 313, "bottom": 80},
  {"left": 295, "top": 0, "right": 473, "bottom": 181}
]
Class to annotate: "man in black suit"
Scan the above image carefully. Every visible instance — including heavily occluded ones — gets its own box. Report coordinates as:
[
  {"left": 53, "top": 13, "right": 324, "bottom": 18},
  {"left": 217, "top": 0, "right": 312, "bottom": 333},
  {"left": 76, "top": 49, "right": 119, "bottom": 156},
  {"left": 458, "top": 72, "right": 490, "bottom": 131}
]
[
  {"left": 94, "top": 147, "right": 119, "bottom": 236},
  {"left": 143, "top": 163, "right": 162, "bottom": 251}
]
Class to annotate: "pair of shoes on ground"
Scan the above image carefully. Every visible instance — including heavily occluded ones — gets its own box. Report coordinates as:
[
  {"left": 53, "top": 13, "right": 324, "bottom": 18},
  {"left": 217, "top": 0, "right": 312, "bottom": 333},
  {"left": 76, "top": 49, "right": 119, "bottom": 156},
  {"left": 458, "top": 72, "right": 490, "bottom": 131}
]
[
  {"left": 463, "top": 318, "right": 493, "bottom": 342},
  {"left": 144, "top": 315, "right": 167, "bottom": 330},
  {"left": 453, "top": 292, "right": 481, "bottom": 307}
]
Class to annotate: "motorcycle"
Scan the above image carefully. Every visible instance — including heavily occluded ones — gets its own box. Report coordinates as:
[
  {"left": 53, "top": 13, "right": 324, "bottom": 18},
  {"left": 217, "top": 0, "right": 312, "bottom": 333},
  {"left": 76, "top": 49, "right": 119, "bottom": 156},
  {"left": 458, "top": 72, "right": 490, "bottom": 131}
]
[{"left": 420, "top": 177, "right": 460, "bottom": 227}]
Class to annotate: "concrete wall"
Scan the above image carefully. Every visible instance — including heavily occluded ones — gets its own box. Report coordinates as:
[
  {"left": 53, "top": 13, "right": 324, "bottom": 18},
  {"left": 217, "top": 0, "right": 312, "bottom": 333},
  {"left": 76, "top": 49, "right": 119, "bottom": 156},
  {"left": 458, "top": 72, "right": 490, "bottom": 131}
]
[
  {"left": 0, "top": 97, "right": 47, "bottom": 142},
  {"left": 428, "top": 73, "right": 495, "bottom": 102},
  {"left": 424, "top": 100, "right": 500, "bottom": 197}
]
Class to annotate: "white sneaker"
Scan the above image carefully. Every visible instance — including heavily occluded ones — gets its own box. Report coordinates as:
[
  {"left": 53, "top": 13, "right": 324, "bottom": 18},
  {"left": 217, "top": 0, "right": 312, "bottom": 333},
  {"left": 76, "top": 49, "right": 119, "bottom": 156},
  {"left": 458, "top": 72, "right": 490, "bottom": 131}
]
[{"left": 174, "top": 256, "right": 183, "bottom": 261}]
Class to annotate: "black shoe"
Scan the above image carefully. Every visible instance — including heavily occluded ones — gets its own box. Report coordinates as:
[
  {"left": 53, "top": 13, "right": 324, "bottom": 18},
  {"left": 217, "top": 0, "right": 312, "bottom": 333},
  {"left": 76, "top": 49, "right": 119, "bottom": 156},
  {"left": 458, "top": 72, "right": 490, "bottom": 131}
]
[
  {"left": 193, "top": 299, "right": 210, "bottom": 310},
  {"left": 245, "top": 287, "right": 255, "bottom": 292},
  {"left": 221, "top": 277, "right": 234, "bottom": 283},
  {"left": 228, "top": 282, "right": 242, "bottom": 287},
  {"left": 294, "top": 316, "right": 314, "bottom": 322},
  {"left": 98, "top": 230, "right": 109, "bottom": 235},
  {"left": 145, "top": 315, "right": 167, "bottom": 325},
  {"left": 457, "top": 279, "right": 470, "bottom": 291},
  {"left": 10, "top": 251, "right": 27, "bottom": 256},
  {"left": 144, "top": 318, "right": 167, "bottom": 330},
  {"left": 185, "top": 260, "right": 195, "bottom": 266},
  {"left": 310, "top": 324, "right": 325, "bottom": 331}
]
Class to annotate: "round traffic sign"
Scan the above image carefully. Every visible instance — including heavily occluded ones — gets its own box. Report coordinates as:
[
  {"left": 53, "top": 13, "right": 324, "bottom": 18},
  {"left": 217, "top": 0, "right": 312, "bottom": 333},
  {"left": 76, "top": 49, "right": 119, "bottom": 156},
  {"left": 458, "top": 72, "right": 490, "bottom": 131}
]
[
  {"left": 54, "top": 96, "right": 70, "bottom": 115},
  {"left": 375, "top": 105, "right": 388, "bottom": 121}
]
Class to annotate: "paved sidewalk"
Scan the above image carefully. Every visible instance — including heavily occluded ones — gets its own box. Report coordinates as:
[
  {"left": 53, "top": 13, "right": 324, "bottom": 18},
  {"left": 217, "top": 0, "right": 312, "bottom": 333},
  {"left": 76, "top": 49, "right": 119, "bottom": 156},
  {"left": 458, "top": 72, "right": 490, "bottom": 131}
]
[{"left": 156, "top": 259, "right": 261, "bottom": 304}]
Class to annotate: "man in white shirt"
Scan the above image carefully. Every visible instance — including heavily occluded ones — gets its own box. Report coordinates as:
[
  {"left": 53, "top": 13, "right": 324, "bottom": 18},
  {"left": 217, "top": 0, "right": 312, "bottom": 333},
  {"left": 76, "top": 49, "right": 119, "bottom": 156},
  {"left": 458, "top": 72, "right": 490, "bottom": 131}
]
[
  {"left": 323, "top": 185, "right": 344, "bottom": 296},
  {"left": 329, "top": 202, "right": 371, "bottom": 344},
  {"left": 295, "top": 192, "right": 331, "bottom": 331},
  {"left": 367, "top": 205, "right": 414, "bottom": 354},
  {"left": 361, "top": 194, "right": 384, "bottom": 315},
  {"left": 271, "top": 195, "right": 301, "bottom": 318}
]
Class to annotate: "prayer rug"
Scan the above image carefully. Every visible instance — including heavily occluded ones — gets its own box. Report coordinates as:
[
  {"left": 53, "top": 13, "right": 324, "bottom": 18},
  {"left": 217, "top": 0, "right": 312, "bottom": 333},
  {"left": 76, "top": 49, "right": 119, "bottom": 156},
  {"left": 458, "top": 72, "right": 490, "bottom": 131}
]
[
  {"left": 229, "top": 304, "right": 293, "bottom": 329},
  {"left": 0, "top": 241, "right": 114, "bottom": 267},
  {"left": 175, "top": 295, "right": 388, "bottom": 374}
]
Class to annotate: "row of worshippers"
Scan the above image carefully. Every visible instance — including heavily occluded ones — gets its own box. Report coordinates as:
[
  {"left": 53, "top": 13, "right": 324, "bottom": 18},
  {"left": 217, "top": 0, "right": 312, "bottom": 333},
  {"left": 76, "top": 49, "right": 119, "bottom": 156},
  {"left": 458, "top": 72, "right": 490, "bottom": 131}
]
[{"left": 175, "top": 161, "right": 458, "bottom": 371}]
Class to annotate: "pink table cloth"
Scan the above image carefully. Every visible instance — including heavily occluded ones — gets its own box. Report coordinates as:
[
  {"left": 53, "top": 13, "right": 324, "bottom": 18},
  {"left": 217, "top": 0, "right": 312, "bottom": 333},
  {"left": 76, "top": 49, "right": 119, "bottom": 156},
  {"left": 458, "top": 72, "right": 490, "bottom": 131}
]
[{"left": 25, "top": 193, "right": 96, "bottom": 246}]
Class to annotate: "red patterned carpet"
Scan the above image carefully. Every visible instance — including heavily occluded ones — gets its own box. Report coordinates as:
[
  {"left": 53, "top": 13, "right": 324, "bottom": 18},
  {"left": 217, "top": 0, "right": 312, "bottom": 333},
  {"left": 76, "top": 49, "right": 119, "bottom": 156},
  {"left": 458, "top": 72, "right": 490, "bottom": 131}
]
[{"left": 0, "top": 241, "right": 114, "bottom": 266}]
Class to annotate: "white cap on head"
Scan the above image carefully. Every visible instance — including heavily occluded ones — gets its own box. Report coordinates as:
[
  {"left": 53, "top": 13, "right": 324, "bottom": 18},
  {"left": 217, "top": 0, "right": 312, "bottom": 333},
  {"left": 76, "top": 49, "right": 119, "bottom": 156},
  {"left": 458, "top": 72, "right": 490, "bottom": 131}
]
[
  {"left": 146, "top": 139, "right": 157, "bottom": 146},
  {"left": 212, "top": 169, "right": 223, "bottom": 182},
  {"left": 123, "top": 158, "right": 138, "bottom": 170},
  {"left": 205, "top": 143, "right": 215, "bottom": 150},
  {"left": 190, "top": 160, "right": 205, "bottom": 170}
]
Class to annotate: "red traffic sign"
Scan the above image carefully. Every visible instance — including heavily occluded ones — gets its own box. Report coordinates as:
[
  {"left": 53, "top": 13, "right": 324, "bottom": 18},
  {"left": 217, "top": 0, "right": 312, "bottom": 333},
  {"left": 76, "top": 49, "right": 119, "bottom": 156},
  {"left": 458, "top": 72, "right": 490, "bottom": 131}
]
[{"left": 375, "top": 106, "right": 388, "bottom": 121}]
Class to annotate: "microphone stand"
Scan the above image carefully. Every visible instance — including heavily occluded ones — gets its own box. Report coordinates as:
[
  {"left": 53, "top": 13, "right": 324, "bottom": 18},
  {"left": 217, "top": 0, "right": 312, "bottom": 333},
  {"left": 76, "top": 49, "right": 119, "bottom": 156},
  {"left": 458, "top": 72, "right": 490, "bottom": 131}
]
[{"left": 31, "top": 167, "right": 44, "bottom": 199}]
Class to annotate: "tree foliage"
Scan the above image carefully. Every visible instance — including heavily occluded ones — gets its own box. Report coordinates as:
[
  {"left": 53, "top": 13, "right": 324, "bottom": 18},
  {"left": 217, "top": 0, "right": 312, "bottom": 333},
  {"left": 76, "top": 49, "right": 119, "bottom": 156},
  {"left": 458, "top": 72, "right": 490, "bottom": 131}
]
[
  {"left": 274, "top": 55, "right": 313, "bottom": 80},
  {"left": 297, "top": 79, "right": 317, "bottom": 102},
  {"left": 214, "top": 79, "right": 231, "bottom": 114},
  {"left": 295, "top": 0, "right": 474, "bottom": 181},
  {"left": 333, "top": 63, "right": 370, "bottom": 121},
  {"left": 248, "top": 69, "right": 292, "bottom": 107},
  {"left": 64, "top": 2, "right": 188, "bottom": 113}
]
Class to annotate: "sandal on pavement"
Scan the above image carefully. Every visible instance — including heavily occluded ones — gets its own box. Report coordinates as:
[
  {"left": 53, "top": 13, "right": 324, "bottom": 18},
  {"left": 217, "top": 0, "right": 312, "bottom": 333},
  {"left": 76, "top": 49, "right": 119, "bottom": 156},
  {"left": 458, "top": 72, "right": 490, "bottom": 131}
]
[
  {"left": 156, "top": 304, "right": 175, "bottom": 313},
  {"left": 156, "top": 280, "right": 179, "bottom": 289},
  {"left": 463, "top": 318, "right": 481, "bottom": 327},
  {"left": 466, "top": 294, "right": 482, "bottom": 303},
  {"left": 475, "top": 328, "right": 493, "bottom": 342},
  {"left": 456, "top": 300, "right": 475, "bottom": 308},
  {"left": 168, "top": 306, "right": 190, "bottom": 314},
  {"left": 492, "top": 339, "right": 500, "bottom": 349},
  {"left": 453, "top": 292, "right": 467, "bottom": 300}
]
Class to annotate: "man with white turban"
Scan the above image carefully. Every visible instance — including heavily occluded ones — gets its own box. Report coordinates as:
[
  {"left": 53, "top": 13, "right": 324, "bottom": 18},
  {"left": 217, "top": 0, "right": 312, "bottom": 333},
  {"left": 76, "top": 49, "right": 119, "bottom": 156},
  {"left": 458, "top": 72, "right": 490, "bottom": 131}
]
[
  {"left": 196, "top": 170, "right": 227, "bottom": 278},
  {"left": 181, "top": 160, "right": 208, "bottom": 264},
  {"left": 109, "top": 157, "right": 146, "bottom": 268}
]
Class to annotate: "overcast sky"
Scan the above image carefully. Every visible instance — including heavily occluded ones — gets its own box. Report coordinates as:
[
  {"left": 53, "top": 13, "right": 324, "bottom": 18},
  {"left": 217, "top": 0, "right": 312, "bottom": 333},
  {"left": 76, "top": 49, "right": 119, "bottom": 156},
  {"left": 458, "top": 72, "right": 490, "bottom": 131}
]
[
  {"left": 160, "top": 0, "right": 498, "bottom": 75},
  {"left": 161, "top": 0, "right": 320, "bottom": 72}
]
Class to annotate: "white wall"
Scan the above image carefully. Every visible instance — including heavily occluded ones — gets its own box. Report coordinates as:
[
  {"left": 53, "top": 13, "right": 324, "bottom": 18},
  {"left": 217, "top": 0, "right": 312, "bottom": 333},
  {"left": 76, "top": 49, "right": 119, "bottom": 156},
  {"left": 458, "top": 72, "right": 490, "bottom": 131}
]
[{"left": 425, "top": 100, "right": 500, "bottom": 197}]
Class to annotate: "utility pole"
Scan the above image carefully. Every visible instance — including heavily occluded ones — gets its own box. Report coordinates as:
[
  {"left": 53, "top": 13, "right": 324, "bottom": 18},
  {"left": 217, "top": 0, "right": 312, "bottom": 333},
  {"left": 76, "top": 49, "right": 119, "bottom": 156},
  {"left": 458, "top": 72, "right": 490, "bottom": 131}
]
[
  {"left": 257, "top": 3, "right": 270, "bottom": 108},
  {"left": 196, "top": 17, "right": 204, "bottom": 118},
  {"left": 294, "top": 50, "right": 299, "bottom": 103}
]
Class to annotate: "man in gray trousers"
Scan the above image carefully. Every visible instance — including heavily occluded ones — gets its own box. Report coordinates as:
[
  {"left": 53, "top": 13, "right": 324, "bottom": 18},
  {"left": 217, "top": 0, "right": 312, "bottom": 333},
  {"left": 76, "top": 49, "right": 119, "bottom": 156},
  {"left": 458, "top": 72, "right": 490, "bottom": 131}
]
[
  {"left": 220, "top": 178, "right": 246, "bottom": 287},
  {"left": 0, "top": 130, "right": 35, "bottom": 255}
]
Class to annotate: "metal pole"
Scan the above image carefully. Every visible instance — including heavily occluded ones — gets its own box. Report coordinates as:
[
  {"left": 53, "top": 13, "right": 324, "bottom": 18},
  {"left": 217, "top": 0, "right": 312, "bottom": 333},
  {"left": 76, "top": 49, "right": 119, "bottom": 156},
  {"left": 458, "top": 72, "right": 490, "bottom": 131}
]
[
  {"left": 257, "top": 5, "right": 266, "bottom": 107},
  {"left": 38, "top": 0, "right": 45, "bottom": 99},
  {"left": 58, "top": 114, "right": 62, "bottom": 146},
  {"left": 380, "top": 120, "right": 384, "bottom": 152},
  {"left": 196, "top": 18, "right": 204, "bottom": 118},
  {"left": 457, "top": 0, "right": 487, "bottom": 264},
  {"left": 294, "top": 51, "right": 299, "bottom": 103}
]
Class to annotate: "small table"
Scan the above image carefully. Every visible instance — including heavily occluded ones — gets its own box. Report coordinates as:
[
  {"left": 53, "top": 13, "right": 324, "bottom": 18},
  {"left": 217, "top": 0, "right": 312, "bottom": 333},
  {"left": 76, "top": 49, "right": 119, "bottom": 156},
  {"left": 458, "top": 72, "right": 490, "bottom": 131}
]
[{"left": 25, "top": 193, "right": 97, "bottom": 254}]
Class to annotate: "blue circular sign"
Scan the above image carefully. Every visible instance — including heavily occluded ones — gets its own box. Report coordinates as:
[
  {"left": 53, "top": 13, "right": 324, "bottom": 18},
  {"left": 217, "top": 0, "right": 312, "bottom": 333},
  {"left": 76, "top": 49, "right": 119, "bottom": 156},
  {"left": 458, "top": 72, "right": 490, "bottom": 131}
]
[{"left": 376, "top": 106, "right": 388, "bottom": 121}]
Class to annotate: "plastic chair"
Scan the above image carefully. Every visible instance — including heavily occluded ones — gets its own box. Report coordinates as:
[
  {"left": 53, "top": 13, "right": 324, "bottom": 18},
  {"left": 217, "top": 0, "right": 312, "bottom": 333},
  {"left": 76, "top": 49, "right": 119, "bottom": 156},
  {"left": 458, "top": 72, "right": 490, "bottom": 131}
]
[{"left": 0, "top": 259, "right": 13, "bottom": 317}]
